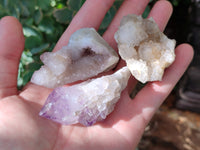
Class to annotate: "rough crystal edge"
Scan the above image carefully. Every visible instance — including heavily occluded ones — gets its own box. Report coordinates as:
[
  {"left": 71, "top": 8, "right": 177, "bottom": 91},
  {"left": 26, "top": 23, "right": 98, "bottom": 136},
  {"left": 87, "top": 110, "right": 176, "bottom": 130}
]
[
  {"left": 31, "top": 28, "right": 119, "bottom": 88},
  {"left": 114, "top": 14, "right": 176, "bottom": 83},
  {"left": 39, "top": 67, "right": 131, "bottom": 126}
]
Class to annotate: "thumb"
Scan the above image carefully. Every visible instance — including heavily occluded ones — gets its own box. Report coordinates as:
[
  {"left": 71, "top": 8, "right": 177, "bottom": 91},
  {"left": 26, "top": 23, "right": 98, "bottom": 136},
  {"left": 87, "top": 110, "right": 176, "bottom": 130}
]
[{"left": 0, "top": 16, "right": 25, "bottom": 98}]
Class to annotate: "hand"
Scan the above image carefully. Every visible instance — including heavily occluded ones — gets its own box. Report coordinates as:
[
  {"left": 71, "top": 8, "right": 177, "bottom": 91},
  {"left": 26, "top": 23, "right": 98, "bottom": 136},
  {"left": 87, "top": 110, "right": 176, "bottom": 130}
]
[{"left": 0, "top": 0, "right": 193, "bottom": 149}]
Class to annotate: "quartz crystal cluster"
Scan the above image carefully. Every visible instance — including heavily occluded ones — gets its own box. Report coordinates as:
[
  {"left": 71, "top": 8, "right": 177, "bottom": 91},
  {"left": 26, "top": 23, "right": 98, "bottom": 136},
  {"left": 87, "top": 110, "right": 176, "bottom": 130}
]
[
  {"left": 32, "top": 14, "right": 176, "bottom": 126},
  {"left": 39, "top": 67, "right": 131, "bottom": 126},
  {"left": 31, "top": 28, "right": 119, "bottom": 88},
  {"left": 114, "top": 14, "right": 176, "bottom": 83}
]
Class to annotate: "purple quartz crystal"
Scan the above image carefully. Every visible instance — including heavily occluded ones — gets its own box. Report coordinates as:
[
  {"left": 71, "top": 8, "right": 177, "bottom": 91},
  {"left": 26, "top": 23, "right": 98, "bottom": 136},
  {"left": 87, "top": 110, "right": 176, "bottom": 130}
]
[{"left": 39, "top": 67, "right": 131, "bottom": 126}]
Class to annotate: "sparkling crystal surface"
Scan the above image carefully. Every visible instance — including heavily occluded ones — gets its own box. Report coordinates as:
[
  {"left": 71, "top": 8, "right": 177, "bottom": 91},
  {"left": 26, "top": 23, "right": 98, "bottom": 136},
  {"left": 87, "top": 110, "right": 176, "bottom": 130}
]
[
  {"left": 114, "top": 14, "right": 176, "bottom": 83},
  {"left": 39, "top": 67, "right": 131, "bottom": 126},
  {"left": 31, "top": 28, "right": 119, "bottom": 88}
]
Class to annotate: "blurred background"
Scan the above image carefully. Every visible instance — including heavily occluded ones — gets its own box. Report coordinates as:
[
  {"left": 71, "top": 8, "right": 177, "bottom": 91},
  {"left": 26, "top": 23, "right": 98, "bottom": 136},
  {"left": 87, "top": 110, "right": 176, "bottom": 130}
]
[{"left": 0, "top": 0, "right": 199, "bottom": 149}]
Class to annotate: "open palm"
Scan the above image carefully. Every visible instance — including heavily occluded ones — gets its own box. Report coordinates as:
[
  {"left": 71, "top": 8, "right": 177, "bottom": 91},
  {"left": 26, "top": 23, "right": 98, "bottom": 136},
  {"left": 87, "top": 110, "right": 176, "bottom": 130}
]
[{"left": 0, "top": 0, "right": 193, "bottom": 150}]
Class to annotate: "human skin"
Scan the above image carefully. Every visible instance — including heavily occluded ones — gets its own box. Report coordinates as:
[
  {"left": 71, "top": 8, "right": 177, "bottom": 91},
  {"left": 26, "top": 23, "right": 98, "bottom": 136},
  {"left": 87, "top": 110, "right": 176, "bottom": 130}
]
[{"left": 0, "top": 0, "right": 193, "bottom": 150}]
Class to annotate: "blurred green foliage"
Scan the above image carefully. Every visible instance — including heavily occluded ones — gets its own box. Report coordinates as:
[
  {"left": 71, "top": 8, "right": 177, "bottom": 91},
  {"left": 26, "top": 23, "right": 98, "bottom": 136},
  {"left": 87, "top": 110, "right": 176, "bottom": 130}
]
[
  {"left": 0, "top": 0, "right": 191, "bottom": 89},
  {"left": 0, "top": 0, "right": 124, "bottom": 89},
  {"left": 0, "top": 0, "right": 69, "bottom": 88}
]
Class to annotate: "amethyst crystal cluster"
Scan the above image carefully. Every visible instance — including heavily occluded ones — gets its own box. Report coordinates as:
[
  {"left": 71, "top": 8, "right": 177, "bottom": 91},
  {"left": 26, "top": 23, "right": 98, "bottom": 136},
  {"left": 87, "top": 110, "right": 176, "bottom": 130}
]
[
  {"left": 39, "top": 67, "right": 130, "bottom": 126},
  {"left": 31, "top": 15, "right": 175, "bottom": 126}
]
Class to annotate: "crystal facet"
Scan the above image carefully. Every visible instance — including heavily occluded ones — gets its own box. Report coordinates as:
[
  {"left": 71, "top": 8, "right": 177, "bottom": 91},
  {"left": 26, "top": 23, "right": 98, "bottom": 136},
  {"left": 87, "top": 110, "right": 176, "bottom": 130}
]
[
  {"left": 39, "top": 67, "right": 131, "bottom": 126},
  {"left": 31, "top": 28, "right": 119, "bottom": 88},
  {"left": 114, "top": 14, "right": 176, "bottom": 83}
]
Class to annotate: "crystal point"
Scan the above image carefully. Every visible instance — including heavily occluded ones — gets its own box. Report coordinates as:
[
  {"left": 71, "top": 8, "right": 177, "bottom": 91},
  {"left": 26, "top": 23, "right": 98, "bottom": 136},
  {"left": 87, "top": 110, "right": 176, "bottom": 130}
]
[
  {"left": 39, "top": 67, "right": 131, "bottom": 126},
  {"left": 31, "top": 28, "right": 119, "bottom": 88}
]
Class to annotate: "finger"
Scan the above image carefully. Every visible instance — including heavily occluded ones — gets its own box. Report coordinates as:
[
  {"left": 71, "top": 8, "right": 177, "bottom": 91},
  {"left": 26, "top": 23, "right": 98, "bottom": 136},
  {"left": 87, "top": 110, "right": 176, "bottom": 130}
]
[
  {"left": 108, "top": 44, "right": 193, "bottom": 146},
  {"left": 53, "top": 0, "right": 115, "bottom": 52},
  {"left": 0, "top": 16, "right": 25, "bottom": 99},
  {"left": 148, "top": 0, "right": 173, "bottom": 31},
  {"left": 103, "top": 0, "right": 149, "bottom": 49}
]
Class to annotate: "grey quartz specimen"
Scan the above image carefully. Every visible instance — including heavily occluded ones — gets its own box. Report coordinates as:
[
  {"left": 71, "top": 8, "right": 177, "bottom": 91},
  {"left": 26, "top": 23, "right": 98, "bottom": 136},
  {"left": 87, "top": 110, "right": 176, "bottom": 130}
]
[
  {"left": 31, "top": 28, "right": 119, "bottom": 88},
  {"left": 114, "top": 14, "right": 176, "bottom": 83}
]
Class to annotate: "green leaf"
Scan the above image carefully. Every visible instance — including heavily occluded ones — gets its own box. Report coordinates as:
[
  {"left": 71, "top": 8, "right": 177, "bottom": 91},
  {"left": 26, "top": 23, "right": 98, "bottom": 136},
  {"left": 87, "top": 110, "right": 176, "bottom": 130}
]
[
  {"left": 21, "top": 0, "right": 37, "bottom": 15},
  {"left": 7, "top": 3, "right": 20, "bottom": 19},
  {"left": 67, "top": 0, "right": 82, "bottom": 11},
  {"left": 56, "top": 3, "right": 65, "bottom": 9},
  {"left": 30, "top": 43, "right": 50, "bottom": 55},
  {"left": 37, "top": 0, "right": 50, "bottom": 11},
  {"left": 53, "top": 7, "right": 73, "bottom": 24},
  {"left": 25, "top": 36, "right": 42, "bottom": 49},
  {"left": 23, "top": 26, "right": 43, "bottom": 49},
  {"left": 13, "top": 9, "right": 20, "bottom": 19},
  {"left": 32, "top": 55, "right": 41, "bottom": 63},
  {"left": 27, "top": 62, "right": 42, "bottom": 71},
  {"left": 17, "top": 61, "right": 24, "bottom": 89},
  {"left": 45, "top": 24, "right": 64, "bottom": 43},
  {"left": 23, "top": 26, "right": 42, "bottom": 38},
  {"left": 113, "top": 0, "right": 123, "bottom": 10},
  {"left": 1, "top": 0, "right": 7, "bottom": 7},
  {"left": 21, "top": 51, "right": 34, "bottom": 65},
  {"left": 34, "top": 8, "right": 43, "bottom": 24},
  {"left": 171, "top": 0, "right": 179, "bottom": 6},
  {"left": 80, "top": 0, "right": 86, "bottom": 6},
  {"left": 21, "top": 62, "right": 42, "bottom": 86},
  {"left": 22, "top": 18, "right": 34, "bottom": 26},
  {"left": 99, "top": 6, "right": 116, "bottom": 29},
  {"left": 0, "top": 4, "right": 9, "bottom": 18},
  {"left": 38, "top": 17, "right": 55, "bottom": 34},
  {"left": 22, "top": 71, "right": 34, "bottom": 86},
  {"left": 142, "top": 5, "right": 150, "bottom": 18},
  {"left": 19, "top": 2, "right": 30, "bottom": 17}
]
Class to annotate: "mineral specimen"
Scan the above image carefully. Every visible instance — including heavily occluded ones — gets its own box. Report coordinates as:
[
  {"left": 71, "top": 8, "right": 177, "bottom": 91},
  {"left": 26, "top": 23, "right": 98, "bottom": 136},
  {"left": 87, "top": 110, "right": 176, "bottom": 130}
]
[
  {"left": 39, "top": 67, "right": 131, "bottom": 126},
  {"left": 31, "top": 28, "right": 119, "bottom": 88},
  {"left": 114, "top": 14, "right": 176, "bottom": 83}
]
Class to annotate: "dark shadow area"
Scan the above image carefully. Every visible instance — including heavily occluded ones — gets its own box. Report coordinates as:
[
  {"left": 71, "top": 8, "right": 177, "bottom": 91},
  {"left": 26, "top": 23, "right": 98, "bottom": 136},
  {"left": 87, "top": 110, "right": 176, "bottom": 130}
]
[{"left": 170, "top": 0, "right": 200, "bottom": 113}]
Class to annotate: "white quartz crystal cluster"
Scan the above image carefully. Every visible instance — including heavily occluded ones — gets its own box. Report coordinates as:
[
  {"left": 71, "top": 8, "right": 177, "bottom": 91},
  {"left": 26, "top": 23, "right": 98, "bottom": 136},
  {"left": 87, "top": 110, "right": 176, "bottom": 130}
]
[
  {"left": 39, "top": 67, "right": 131, "bottom": 126},
  {"left": 32, "top": 14, "right": 176, "bottom": 126},
  {"left": 31, "top": 28, "right": 119, "bottom": 88},
  {"left": 114, "top": 14, "right": 176, "bottom": 83}
]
